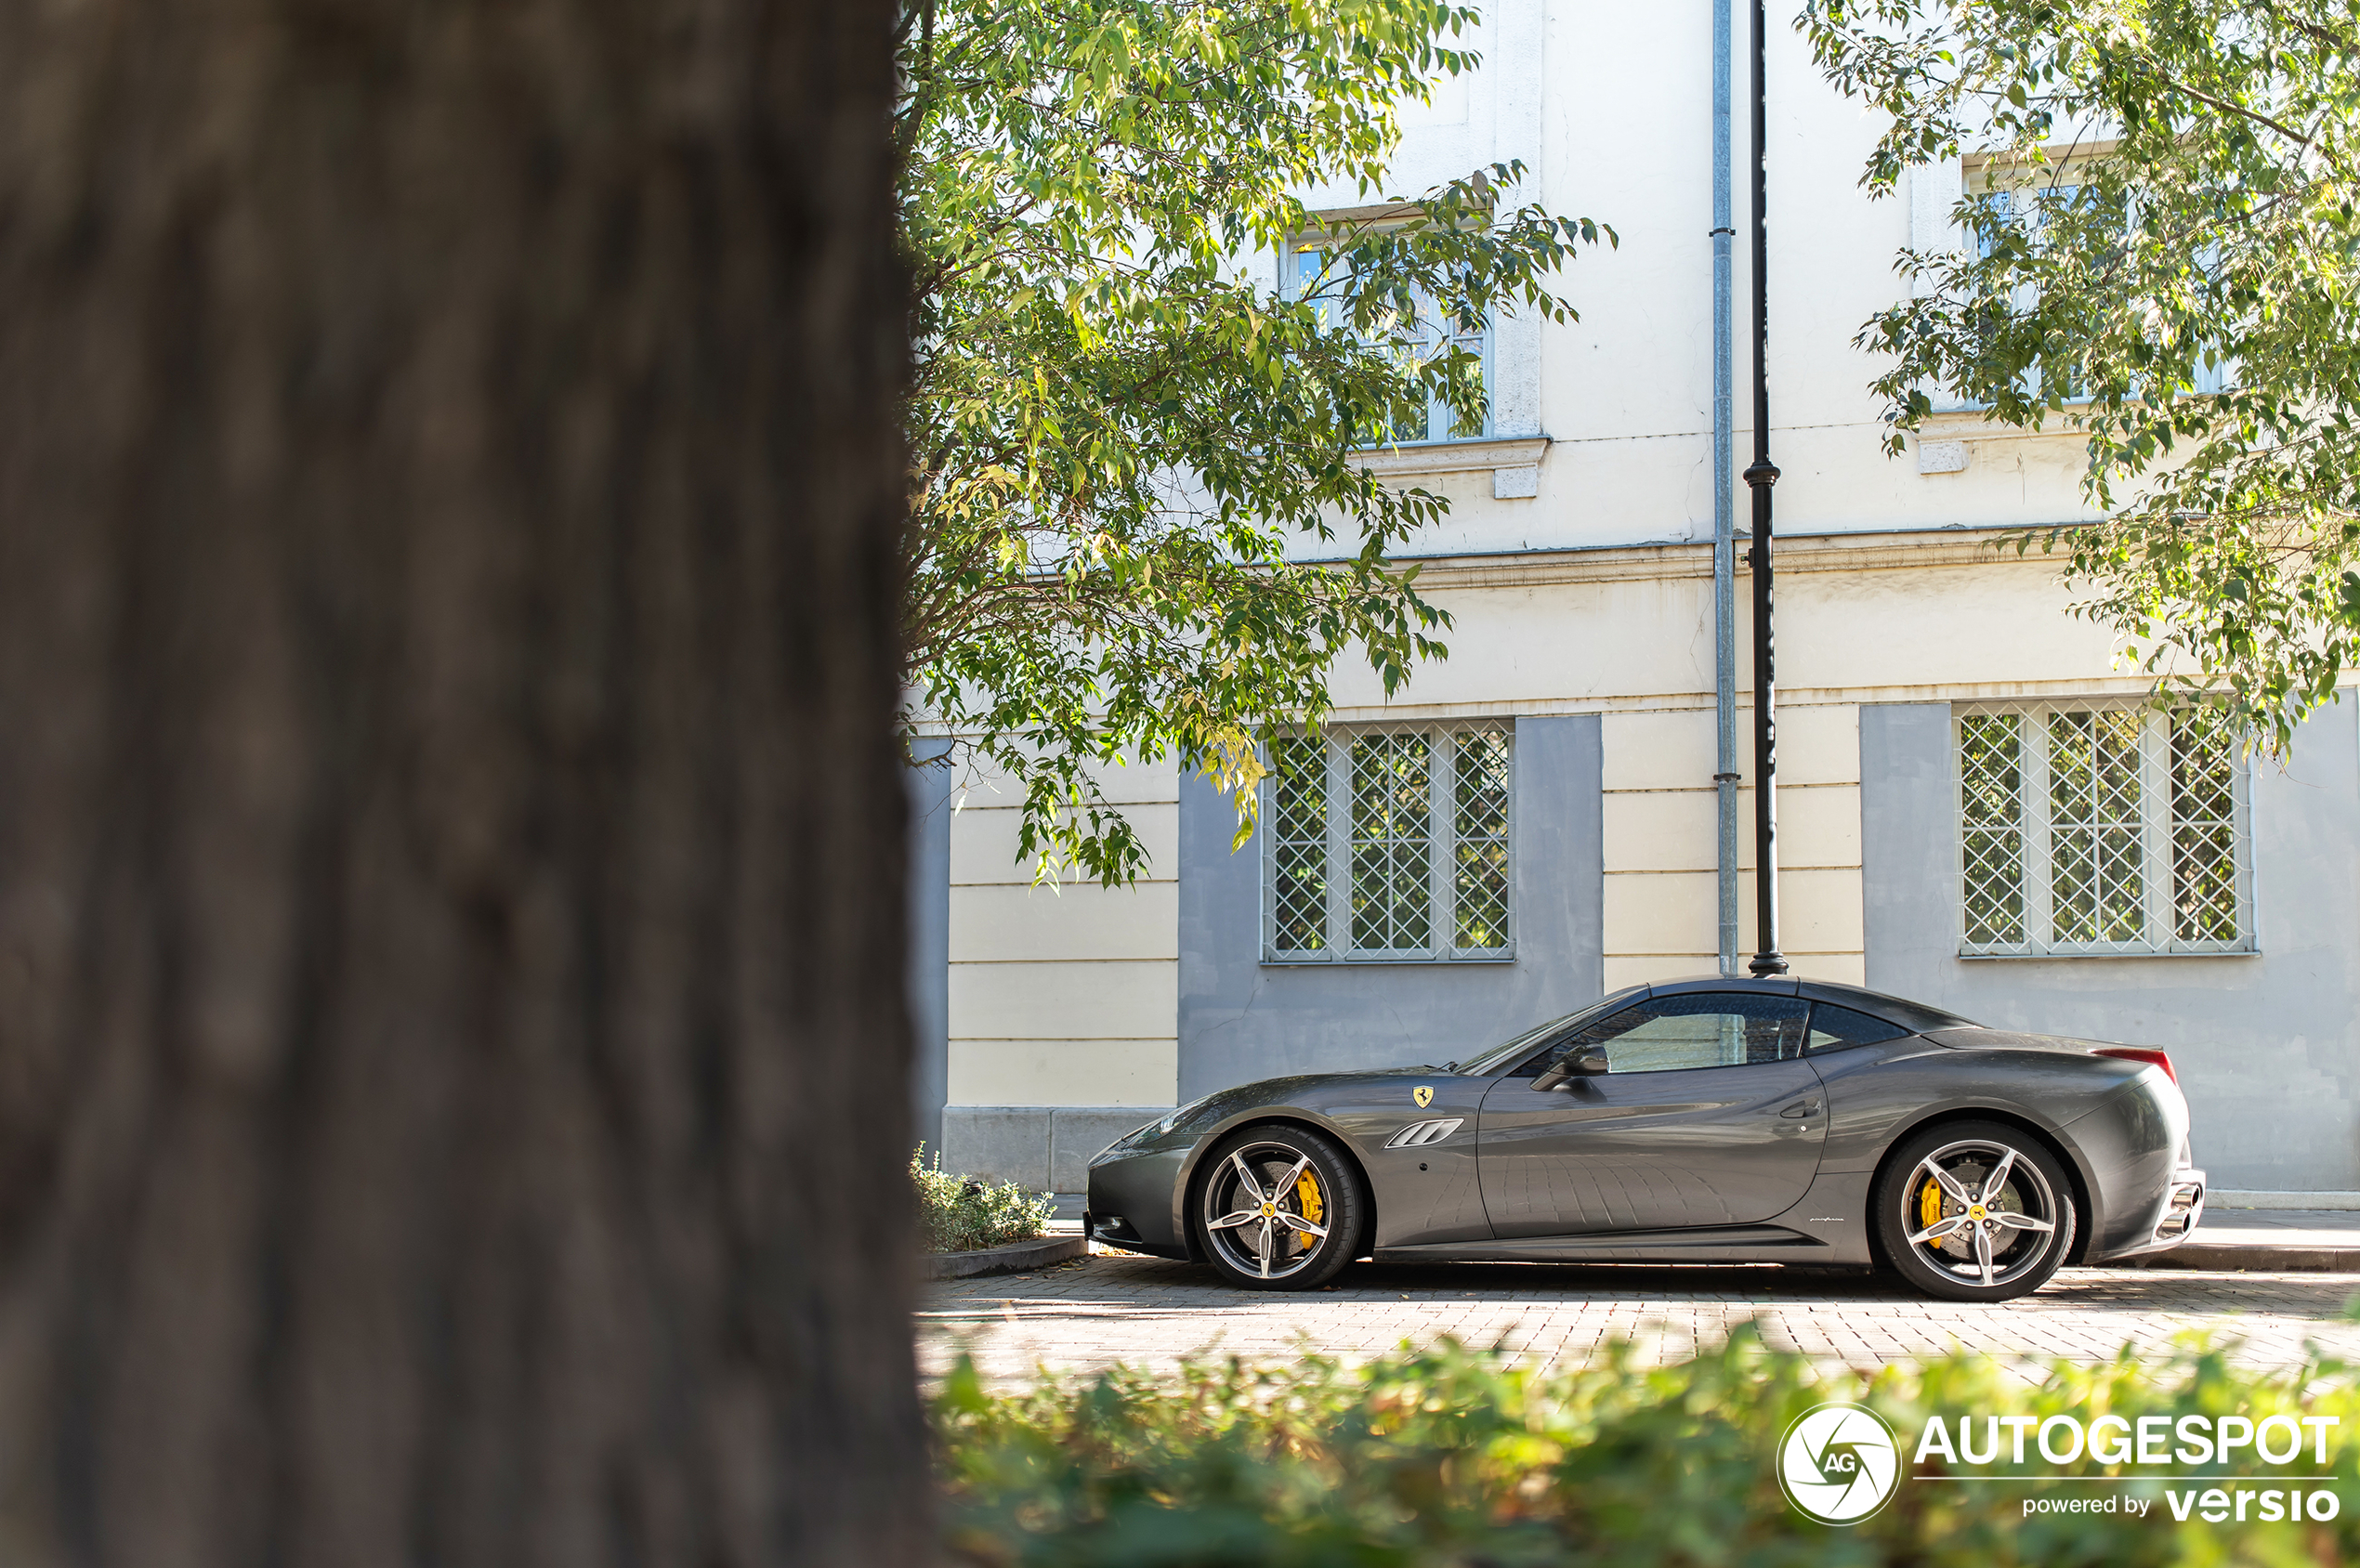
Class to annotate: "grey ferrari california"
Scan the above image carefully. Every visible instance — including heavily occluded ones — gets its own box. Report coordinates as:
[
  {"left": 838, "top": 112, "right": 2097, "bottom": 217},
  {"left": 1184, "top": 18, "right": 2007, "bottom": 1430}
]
[{"left": 1084, "top": 976, "right": 2205, "bottom": 1301}]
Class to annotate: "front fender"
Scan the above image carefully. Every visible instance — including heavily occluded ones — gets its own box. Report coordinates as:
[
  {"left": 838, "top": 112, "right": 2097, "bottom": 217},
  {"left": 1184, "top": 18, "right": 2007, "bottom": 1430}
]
[
  {"left": 1168, "top": 1071, "right": 1496, "bottom": 1252},
  {"left": 1168, "top": 1103, "right": 1367, "bottom": 1250}
]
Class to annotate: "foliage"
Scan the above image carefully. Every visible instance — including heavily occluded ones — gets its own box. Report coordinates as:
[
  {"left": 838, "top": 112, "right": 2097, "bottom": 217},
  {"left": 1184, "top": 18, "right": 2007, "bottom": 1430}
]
[
  {"left": 898, "top": 0, "right": 1610, "bottom": 883},
  {"left": 933, "top": 1328, "right": 2360, "bottom": 1565},
  {"left": 914, "top": 1148, "right": 1060, "bottom": 1252},
  {"left": 1801, "top": 0, "right": 2360, "bottom": 752}
]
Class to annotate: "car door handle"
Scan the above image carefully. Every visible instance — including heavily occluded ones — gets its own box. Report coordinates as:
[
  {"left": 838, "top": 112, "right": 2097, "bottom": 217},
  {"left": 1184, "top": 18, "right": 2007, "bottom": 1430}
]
[{"left": 1778, "top": 1098, "right": 1822, "bottom": 1119}]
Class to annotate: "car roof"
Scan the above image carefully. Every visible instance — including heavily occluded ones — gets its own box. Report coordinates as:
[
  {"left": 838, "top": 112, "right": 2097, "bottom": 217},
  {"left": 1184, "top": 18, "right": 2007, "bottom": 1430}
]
[{"left": 1643, "top": 975, "right": 1980, "bottom": 1034}]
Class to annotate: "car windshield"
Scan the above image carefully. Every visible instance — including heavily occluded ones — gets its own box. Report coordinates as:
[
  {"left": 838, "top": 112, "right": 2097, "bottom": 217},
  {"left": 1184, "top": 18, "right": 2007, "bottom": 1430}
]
[{"left": 1447, "top": 986, "right": 1648, "bottom": 1076}]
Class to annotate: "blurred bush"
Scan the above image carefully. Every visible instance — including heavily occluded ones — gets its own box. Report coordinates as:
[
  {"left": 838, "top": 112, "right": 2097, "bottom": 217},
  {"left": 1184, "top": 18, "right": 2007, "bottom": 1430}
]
[
  {"left": 933, "top": 1326, "right": 2357, "bottom": 1565},
  {"left": 914, "top": 1149, "right": 1057, "bottom": 1254}
]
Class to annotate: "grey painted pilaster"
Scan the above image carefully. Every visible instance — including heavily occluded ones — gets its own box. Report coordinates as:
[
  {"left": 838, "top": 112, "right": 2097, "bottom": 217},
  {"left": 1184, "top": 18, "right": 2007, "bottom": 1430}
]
[
  {"left": 940, "top": 1105, "right": 1172, "bottom": 1193},
  {"left": 939, "top": 1106, "right": 1050, "bottom": 1191},
  {"left": 905, "top": 738, "right": 954, "bottom": 1157},
  {"left": 1177, "top": 713, "right": 1606, "bottom": 1098},
  {"left": 1861, "top": 699, "right": 2360, "bottom": 1193}
]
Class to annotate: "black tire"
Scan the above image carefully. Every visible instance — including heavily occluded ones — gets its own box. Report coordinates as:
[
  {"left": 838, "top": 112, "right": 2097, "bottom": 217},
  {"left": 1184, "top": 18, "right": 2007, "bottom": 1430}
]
[
  {"left": 1190, "top": 1122, "right": 1365, "bottom": 1291},
  {"left": 1874, "top": 1119, "right": 2078, "bottom": 1302}
]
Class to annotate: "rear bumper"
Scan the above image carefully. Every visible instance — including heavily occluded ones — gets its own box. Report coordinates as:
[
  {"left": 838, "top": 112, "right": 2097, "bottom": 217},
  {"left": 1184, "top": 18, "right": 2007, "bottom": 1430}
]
[
  {"left": 2065, "top": 1067, "right": 2200, "bottom": 1262},
  {"left": 2096, "top": 1168, "right": 2207, "bottom": 1261}
]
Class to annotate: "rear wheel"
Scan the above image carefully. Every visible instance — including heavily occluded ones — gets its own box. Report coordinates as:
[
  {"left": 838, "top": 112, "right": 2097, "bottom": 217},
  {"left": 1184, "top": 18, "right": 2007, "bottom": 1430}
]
[
  {"left": 1874, "top": 1120, "right": 2078, "bottom": 1302},
  {"left": 1190, "top": 1123, "right": 1364, "bottom": 1291}
]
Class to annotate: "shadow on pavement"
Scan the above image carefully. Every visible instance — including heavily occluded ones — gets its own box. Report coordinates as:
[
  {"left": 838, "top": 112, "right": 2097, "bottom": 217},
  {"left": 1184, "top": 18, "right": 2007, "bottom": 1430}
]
[{"left": 931, "top": 1252, "right": 2360, "bottom": 1319}]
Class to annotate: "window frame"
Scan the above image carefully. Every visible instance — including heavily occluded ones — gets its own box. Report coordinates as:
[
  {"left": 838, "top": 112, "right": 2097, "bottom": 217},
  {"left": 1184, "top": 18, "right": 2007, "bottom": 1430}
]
[
  {"left": 1505, "top": 992, "right": 1812, "bottom": 1077},
  {"left": 1951, "top": 699, "right": 2257, "bottom": 959},
  {"left": 1499, "top": 996, "right": 1909, "bottom": 1077},
  {"left": 1259, "top": 720, "right": 1516, "bottom": 965},
  {"left": 1929, "top": 150, "right": 2235, "bottom": 412},
  {"left": 1804, "top": 1002, "right": 1910, "bottom": 1054},
  {"left": 1283, "top": 240, "right": 1495, "bottom": 448},
  {"left": 1582, "top": 993, "right": 1811, "bottom": 1075}
]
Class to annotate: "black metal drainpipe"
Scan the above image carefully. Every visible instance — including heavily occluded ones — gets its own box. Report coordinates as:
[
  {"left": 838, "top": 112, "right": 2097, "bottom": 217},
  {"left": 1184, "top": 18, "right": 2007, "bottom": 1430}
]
[{"left": 1744, "top": 0, "right": 1788, "bottom": 978}]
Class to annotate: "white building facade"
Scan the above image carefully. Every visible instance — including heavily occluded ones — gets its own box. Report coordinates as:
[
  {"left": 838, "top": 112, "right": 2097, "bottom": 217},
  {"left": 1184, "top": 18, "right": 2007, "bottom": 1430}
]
[{"left": 919, "top": 2, "right": 2360, "bottom": 1202}]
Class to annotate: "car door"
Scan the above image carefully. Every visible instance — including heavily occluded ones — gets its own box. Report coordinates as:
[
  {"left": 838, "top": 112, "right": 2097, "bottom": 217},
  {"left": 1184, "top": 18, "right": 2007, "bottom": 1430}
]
[{"left": 1476, "top": 991, "right": 1829, "bottom": 1237}]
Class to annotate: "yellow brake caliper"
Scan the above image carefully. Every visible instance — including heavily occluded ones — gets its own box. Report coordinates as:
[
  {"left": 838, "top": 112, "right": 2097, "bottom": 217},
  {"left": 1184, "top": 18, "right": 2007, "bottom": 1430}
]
[
  {"left": 1295, "top": 1169, "right": 1323, "bottom": 1248},
  {"left": 1921, "top": 1174, "right": 1947, "bottom": 1248}
]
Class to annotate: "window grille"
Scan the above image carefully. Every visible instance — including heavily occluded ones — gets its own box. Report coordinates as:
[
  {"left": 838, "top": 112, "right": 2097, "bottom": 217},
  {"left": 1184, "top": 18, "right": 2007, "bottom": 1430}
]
[
  {"left": 1954, "top": 699, "right": 2252, "bottom": 957},
  {"left": 1263, "top": 720, "right": 1514, "bottom": 962}
]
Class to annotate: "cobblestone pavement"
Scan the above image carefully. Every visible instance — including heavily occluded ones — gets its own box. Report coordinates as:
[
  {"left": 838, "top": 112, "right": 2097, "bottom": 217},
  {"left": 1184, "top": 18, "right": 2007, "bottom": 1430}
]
[{"left": 918, "top": 1254, "right": 2360, "bottom": 1386}]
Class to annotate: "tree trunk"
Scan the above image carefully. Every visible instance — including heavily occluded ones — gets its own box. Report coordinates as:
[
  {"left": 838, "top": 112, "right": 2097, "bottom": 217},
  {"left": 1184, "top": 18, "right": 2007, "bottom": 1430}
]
[{"left": 0, "top": 0, "right": 919, "bottom": 1562}]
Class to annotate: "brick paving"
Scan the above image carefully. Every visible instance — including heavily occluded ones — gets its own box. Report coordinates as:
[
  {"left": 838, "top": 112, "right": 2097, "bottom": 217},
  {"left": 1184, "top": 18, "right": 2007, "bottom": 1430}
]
[{"left": 917, "top": 1254, "right": 2360, "bottom": 1386}]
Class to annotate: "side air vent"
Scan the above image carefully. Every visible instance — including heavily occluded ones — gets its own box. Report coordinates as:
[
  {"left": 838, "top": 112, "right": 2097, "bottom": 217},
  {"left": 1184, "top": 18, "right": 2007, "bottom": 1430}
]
[{"left": 1383, "top": 1117, "right": 1465, "bottom": 1150}]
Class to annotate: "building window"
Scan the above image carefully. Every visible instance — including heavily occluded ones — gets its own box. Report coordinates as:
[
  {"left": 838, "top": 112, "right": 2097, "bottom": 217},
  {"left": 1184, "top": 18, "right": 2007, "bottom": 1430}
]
[
  {"left": 1933, "top": 158, "right": 2233, "bottom": 412},
  {"left": 1290, "top": 246, "right": 1491, "bottom": 445},
  {"left": 1954, "top": 700, "right": 2252, "bottom": 957},
  {"left": 1264, "top": 721, "right": 1514, "bottom": 962}
]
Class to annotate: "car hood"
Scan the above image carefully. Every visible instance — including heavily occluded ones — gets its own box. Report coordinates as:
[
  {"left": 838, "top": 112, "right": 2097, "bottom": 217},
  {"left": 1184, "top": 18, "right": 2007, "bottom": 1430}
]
[{"left": 1170, "top": 1065, "right": 1436, "bottom": 1131}]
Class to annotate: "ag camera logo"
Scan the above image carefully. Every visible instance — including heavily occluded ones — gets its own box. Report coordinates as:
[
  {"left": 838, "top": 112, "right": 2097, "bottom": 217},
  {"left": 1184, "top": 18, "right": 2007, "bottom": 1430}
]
[{"left": 1779, "top": 1402, "right": 1901, "bottom": 1524}]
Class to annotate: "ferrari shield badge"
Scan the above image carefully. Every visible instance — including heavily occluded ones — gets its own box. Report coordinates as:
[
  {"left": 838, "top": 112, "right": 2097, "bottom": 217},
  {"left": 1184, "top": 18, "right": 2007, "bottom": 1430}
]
[{"left": 1412, "top": 1085, "right": 1434, "bottom": 1108}]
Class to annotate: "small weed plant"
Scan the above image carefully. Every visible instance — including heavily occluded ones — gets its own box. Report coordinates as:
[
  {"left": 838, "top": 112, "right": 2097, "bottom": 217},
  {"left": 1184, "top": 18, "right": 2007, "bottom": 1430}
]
[{"left": 913, "top": 1148, "right": 1056, "bottom": 1254}]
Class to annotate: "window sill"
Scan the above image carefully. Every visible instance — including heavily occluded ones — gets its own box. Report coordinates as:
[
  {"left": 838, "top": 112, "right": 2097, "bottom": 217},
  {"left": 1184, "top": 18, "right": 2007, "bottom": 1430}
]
[
  {"left": 1261, "top": 954, "right": 1516, "bottom": 967},
  {"left": 1915, "top": 395, "right": 2227, "bottom": 447},
  {"left": 1351, "top": 435, "right": 1549, "bottom": 497},
  {"left": 1958, "top": 947, "right": 2259, "bottom": 960},
  {"left": 1917, "top": 411, "right": 2091, "bottom": 442},
  {"left": 1913, "top": 409, "right": 2092, "bottom": 474}
]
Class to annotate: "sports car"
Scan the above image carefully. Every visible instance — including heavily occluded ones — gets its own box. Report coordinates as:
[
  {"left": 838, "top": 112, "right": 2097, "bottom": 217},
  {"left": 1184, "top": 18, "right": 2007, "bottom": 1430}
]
[{"left": 1084, "top": 976, "right": 2206, "bottom": 1301}]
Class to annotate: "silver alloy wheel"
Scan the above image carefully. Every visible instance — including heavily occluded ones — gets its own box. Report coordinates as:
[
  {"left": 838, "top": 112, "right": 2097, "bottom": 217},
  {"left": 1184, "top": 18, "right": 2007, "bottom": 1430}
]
[
  {"left": 1200, "top": 1142, "right": 1331, "bottom": 1282},
  {"left": 1904, "top": 1136, "right": 2062, "bottom": 1289}
]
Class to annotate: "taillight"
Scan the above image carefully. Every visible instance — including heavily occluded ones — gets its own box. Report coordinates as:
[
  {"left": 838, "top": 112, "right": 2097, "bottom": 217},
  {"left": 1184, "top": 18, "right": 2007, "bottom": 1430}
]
[{"left": 2093, "top": 1046, "right": 2176, "bottom": 1084}]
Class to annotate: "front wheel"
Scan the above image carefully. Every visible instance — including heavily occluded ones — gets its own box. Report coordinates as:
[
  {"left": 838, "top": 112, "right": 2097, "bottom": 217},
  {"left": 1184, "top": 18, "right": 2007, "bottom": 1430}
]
[
  {"left": 1190, "top": 1123, "right": 1364, "bottom": 1290},
  {"left": 1874, "top": 1120, "right": 2078, "bottom": 1302}
]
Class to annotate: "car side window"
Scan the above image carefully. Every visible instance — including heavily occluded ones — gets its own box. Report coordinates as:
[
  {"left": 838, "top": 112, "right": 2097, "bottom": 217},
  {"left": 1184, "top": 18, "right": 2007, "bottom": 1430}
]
[
  {"left": 1806, "top": 1002, "right": 1911, "bottom": 1053},
  {"left": 1518, "top": 993, "right": 1811, "bottom": 1076}
]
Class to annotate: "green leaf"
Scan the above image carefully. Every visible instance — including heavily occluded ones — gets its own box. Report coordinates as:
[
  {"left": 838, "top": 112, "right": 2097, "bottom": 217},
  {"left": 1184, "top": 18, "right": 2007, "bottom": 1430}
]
[
  {"left": 1803, "top": 0, "right": 2360, "bottom": 754},
  {"left": 901, "top": 0, "right": 1601, "bottom": 880}
]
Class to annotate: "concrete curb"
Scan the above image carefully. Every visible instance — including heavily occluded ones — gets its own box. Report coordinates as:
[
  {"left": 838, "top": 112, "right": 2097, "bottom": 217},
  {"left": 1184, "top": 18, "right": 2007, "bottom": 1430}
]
[
  {"left": 924, "top": 1235, "right": 1086, "bottom": 1280},
  {"left": 2120, "top": 1244, "right": 2360, "bottom": 1274},
  {"left": 2211, "top": 1192, "right": 2360, "bottom": 1211}
]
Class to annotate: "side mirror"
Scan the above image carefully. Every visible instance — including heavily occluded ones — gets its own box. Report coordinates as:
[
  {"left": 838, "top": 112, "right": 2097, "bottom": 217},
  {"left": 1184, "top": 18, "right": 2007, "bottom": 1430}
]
[{"left": 1531, "top": 1052, "right": 1609, "bottom": 1091}]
